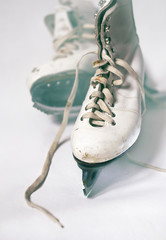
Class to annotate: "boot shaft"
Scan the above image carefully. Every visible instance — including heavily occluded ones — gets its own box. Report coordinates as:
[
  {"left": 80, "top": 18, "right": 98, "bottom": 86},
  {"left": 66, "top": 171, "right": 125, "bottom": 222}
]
[
  {"left": 53, "top": 1, "right": 98, "bottom": 44},
  {"left": 59, "top": 0, "right": 97, "bottom": 25},
  {"left": 96, "top": 0, "right": 139, "bottom": 63}
]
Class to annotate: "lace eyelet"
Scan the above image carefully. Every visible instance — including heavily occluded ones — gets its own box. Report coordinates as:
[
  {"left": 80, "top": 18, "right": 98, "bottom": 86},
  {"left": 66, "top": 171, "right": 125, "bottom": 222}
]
[
  {"left": 112, "top": 112, "right": 116, "bottom": 118},
  {"left": 94, "top": 12, "right": 98, "bottom": 18},
  {"left": 111, "top": 48, "right": 115, "bottom": 53},
  {"left": 98, "top": 0, "right": 107, "bottom": 7},
  {"left": 80, "top": 117, "right": 83, "bottom": 121},
  {"left": 105, "top": 26, "right": 110, "bottom": 32},
  {"left": 105, "top": 37, "right": 110, "bottom": 45},
  {"left": 112, "top": 120, "right": 116, "bottom": 126}
]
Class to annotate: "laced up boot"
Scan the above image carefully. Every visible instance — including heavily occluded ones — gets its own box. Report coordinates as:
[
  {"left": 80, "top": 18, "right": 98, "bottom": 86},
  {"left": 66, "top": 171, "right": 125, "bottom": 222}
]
[
  {"left": 27, "top": 0, "right": 97, "bottom": 115},
  {"left": 71, "top": 0, "right": 145, "bottom": 196}
]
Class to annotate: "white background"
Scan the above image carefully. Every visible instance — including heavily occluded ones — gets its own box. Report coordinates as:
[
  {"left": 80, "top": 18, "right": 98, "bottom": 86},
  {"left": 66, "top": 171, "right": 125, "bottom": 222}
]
[{"left": 1, "top": 0, "right": 166, "bottom": 239}]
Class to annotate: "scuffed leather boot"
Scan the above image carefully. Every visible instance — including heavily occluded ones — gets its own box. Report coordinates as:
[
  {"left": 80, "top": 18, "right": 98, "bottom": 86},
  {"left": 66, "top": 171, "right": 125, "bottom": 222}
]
[
  {"left": 27, "top": 0, "right": 97, "bottom": 115},
  {"left": 71, "top": 0, "right": 145, "bottom": 195}
]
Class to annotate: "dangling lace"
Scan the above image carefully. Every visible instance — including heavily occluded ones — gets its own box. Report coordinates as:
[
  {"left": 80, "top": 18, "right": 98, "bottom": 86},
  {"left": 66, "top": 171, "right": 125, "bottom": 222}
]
[
  {"left": 126, "top": 153, "right": 166, "bottom": 173},
  {"left": 81, "top": 50, "right": 146, "bottom": 127},
  {"left": 24, "top": 51, "right": 97, "bottom": 228}
]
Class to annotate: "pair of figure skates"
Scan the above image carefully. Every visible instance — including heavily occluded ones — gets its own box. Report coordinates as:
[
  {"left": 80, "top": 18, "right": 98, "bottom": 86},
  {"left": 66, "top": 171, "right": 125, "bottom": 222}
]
[{"left": 25, "top": 0, "right": 147, "bottom": 227}]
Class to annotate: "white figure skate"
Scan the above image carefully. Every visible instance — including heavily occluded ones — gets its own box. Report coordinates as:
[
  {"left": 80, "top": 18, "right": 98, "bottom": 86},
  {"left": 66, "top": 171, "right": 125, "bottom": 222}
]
[
  {"left": 27, "top": 0, "right": 97, "bottom": 115},
  {"left": 71, "top": 0, "right": 145, "bottom": 195}
]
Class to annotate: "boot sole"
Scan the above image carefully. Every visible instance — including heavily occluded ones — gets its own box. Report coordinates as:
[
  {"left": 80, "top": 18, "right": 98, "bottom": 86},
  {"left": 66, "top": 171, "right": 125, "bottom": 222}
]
[{"left": 30, "top": 70, "right": 93, "bottom": 114}]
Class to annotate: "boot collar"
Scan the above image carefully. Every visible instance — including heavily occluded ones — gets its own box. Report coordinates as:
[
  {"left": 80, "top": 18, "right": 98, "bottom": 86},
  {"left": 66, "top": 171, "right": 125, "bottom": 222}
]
[{"left": 95, "top": 0, "right": 139, "bottom": 64}]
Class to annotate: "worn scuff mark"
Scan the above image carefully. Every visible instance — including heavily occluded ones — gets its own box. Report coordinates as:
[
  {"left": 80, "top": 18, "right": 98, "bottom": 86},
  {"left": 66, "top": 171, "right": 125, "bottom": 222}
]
[{"left": 82, "top": 152, "right": 99, "bottom": 163}]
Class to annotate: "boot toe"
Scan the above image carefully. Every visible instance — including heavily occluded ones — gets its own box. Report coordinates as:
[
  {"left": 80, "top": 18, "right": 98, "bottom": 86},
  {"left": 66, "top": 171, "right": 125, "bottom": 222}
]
[{"left": 71, "top": 110, "right": 141, "bottom": 164}]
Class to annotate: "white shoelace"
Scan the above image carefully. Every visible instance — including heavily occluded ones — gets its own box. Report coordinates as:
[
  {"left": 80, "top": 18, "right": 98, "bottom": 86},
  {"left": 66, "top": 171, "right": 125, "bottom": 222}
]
[
  {"left": 81, "top": 50, "right": 146, "bottom": 126},
  {"left": 53, "top": 24, "right": 95, "bottom": 60},
  {"left": 25, "top": 52, "right": 96, "bottom": 228},
  {"left": 25, "top": 51, "right": 166, "bottom": 228}
]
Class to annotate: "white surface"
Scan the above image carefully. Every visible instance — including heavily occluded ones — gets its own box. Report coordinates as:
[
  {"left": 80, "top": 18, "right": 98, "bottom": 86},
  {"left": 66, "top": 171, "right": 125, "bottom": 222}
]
[{"left": 1, "top": 0, "right": 166, "bottom": 239}]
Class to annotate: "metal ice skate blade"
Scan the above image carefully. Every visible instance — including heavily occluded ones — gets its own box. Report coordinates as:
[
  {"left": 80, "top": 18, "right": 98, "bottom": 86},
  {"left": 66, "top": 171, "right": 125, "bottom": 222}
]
[{"left": 76, "top": 161, "right": 102, "bottom": 197}]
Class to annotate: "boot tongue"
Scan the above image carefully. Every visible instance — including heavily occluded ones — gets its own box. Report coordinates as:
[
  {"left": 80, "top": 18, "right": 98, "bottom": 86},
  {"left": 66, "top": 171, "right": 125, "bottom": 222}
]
[
  {"left": 53, "top": 7, "right": 74, "bottom": 40},
  {"left": 59, "top": 0, "right": 97, "bottom": 24}
]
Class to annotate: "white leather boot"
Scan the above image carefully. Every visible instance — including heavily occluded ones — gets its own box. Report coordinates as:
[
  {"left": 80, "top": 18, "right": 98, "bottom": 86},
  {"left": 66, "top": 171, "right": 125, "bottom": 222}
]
[
  {"left": 27, "top": 0, "right": 97, "bottom": 115},
  {"left": 71, "top": 0, "right": 145, "bottom": 195}
]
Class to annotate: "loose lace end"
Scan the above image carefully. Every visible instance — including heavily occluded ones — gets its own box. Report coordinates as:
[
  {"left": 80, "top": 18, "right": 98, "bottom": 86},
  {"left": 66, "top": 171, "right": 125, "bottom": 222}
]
[
  {"left": 126, "top": 153, "right": 166, "bottom": 173},
  {"left": 25, "top": 190, "right": 64, "bottom": 228},
  {"left": 25, "top": 51, "right": 97, "bottom": 227}
]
